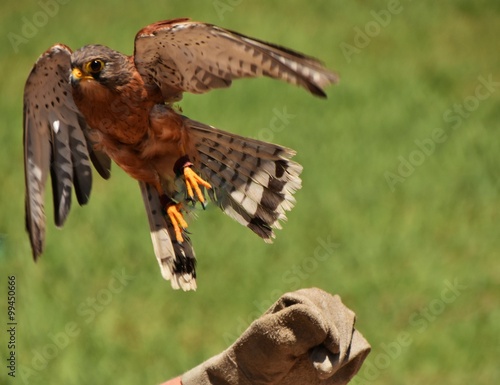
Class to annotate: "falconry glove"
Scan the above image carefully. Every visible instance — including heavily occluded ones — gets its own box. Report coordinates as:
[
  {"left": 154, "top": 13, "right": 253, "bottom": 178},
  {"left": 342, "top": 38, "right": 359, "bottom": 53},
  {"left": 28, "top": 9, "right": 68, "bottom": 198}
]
[{"left": 181, "top": 288, "right": 370, "bottom": 385}]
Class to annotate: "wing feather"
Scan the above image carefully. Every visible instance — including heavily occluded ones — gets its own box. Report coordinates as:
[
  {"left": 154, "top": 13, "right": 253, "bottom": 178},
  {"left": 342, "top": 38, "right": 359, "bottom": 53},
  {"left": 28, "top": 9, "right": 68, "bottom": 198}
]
[
  {"left": 134, "top": 19, "right": 338, "bottom": 101},
  {"left": 23, "top": 44, "right": 111, "bottom": 259}
]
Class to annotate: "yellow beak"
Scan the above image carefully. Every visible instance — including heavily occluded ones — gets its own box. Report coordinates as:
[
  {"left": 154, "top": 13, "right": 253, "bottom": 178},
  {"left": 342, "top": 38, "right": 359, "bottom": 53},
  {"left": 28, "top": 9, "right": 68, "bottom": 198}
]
[{"left": 71, "top": 67, "right": 92, "bottom": 81}]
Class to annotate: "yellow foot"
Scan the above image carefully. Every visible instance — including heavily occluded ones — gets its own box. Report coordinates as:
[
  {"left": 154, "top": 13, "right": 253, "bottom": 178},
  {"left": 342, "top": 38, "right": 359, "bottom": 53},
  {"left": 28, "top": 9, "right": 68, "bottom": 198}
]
[
  {"left": 166, "top": 203, "right": 188, "bottom": 243},
  {"left": 183, "top": 165, "right": 212, "bottom": 204}
]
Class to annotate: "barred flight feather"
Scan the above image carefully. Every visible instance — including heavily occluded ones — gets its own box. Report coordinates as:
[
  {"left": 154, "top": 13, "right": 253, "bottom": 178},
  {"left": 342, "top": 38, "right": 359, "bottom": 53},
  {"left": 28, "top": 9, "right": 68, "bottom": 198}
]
[
  {"left": 135, "top": 19, "right": 338, "bottom": 100},
  {"left": 23, "top": 44, "right": 111, "bottom": 260}
]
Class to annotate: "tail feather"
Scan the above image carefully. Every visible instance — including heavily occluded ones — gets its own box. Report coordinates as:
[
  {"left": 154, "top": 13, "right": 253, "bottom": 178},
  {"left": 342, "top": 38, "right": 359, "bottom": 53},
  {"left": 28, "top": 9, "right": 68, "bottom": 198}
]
[
  {"left": 139, "top": 116, "right": 302, "bottom": 287},
  {"left": 203, "top": 166, "right": 283, "bottom": 231},
  {"left": 197, "top": 148, "right": 288, "bottom": 217},
  {"left": 188, "top": 119, "right": 302, "bottom": 242},
  {"left": 193, "top": 127, "right": 301, "bottom": 203},
  {"left": 196, "top": 140, "right": 300, "bottom": 198},
  {"left": 188, "top": 121, "right": 296, "bottom": 159},
  {"left": 139, "top": 181, "right": 197, "bottom": 291}
]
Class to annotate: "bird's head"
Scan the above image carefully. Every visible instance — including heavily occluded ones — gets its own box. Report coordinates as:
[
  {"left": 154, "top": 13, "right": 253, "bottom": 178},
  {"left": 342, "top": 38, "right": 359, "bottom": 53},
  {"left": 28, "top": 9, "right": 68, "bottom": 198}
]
[{"left": 70, "top": 44, "right": 133, "bottom": 92}]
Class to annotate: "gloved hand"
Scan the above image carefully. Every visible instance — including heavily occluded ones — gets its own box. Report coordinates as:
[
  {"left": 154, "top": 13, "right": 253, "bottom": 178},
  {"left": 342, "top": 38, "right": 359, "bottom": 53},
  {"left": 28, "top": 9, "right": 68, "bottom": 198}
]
[{"left": 181, "top": 288, "right": 370, "bottom": 385}]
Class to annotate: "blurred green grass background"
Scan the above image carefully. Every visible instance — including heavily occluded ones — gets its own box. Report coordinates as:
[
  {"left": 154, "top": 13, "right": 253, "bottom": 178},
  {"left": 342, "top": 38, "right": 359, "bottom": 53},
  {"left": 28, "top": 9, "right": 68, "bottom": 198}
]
[{"left": 1, "top": 0, "right": 499, "bottom": 384}]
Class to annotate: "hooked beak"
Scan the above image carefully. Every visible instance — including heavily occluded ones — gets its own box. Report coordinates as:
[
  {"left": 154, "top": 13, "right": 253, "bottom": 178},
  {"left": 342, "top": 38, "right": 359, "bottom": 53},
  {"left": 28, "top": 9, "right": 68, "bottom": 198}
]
[{"left": 70, "top": 67, "right": 92, "bottom": 83}]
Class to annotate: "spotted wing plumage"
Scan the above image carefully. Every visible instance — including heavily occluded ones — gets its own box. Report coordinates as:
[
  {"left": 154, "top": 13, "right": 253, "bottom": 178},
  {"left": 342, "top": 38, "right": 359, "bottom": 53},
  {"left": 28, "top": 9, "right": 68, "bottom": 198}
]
[
  {"left": 23, "top": 44, "right": 111, "bottom": 259},
  {"left": 24, "top": 20, "right": 336, "bottom": 291},
  {"left": 134, "top": 18, "right": 338, "bottom": 101}
]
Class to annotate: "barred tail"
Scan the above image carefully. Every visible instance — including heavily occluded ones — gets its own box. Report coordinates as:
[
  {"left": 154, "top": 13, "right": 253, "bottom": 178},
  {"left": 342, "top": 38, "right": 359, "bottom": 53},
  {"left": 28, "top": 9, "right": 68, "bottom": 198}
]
[
  {"left": 139, "top": 181, "right": 197, "bottom": 291},
  {"left": 188, "top": 119, "right": 302, "bottom": 242}
]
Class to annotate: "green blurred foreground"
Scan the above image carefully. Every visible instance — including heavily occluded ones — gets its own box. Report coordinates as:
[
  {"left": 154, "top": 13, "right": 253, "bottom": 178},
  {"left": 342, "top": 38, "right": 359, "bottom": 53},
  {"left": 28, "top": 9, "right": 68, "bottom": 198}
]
[{"left": 0, "top": 1, "right": 499, "bottom": 384}]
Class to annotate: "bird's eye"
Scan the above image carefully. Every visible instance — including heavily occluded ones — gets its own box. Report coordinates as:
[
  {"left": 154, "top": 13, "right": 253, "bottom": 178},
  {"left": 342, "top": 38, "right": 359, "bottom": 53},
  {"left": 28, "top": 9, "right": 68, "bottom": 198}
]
[{"left": 85, "top": 59, "right": 105, "bottom": 74}]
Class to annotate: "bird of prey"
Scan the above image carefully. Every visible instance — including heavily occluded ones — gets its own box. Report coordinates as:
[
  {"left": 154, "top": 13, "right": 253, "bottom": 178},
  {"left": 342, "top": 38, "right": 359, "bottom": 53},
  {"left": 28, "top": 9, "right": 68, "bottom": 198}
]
[{"left": 23, "top": 18, "right": 337, "bottom": 290}]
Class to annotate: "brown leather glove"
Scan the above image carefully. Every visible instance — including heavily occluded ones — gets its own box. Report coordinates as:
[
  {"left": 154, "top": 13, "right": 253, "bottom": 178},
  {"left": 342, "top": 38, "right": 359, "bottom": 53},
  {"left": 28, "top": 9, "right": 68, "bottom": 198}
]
[{"left": 181, "top": 288, "right": 370, "bottom": 385}]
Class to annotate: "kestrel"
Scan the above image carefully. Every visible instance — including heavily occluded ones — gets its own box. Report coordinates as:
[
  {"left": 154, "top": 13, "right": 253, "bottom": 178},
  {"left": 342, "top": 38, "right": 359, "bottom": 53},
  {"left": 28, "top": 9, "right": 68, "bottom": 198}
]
[{"left": 24, "top": 18, "right": 337, "bottom": 290}]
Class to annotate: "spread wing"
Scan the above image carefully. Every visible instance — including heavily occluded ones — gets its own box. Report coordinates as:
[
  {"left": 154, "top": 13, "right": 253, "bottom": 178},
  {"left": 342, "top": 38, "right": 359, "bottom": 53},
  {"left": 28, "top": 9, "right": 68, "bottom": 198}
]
[
  {"left": 23, "top": 44, "right": 111, "bottom": 259},
  {"left": 134, "top": 18, "right": 338, "bottom": 101}
]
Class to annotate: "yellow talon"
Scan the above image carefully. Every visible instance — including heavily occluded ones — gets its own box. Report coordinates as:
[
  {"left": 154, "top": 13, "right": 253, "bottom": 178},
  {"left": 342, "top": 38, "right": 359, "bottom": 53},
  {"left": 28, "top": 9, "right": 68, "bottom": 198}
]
[
  {"left": 166, "top": 203, "right": 188, "bottom": 243},
  {"left": 183, "top": 166, "right": 212, "bottom": 203}
]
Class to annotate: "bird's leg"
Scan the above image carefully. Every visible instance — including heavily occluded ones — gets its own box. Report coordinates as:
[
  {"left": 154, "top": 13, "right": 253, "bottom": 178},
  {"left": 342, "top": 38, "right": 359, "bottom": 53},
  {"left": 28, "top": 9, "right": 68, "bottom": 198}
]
[
  {"left": 173, "top": 155, "right": 212, "bottom": 207},
  {"left": 159, "top": 194, "right": 187, "bottom": 243}
]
